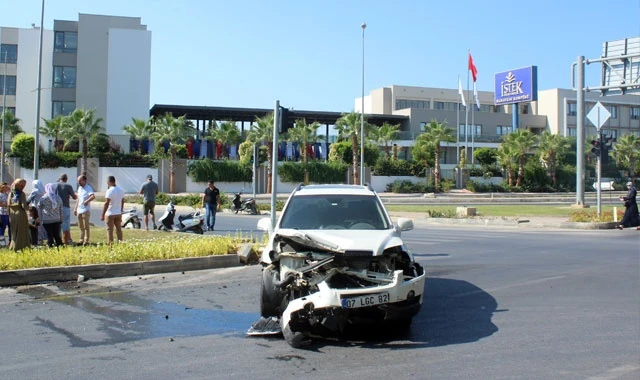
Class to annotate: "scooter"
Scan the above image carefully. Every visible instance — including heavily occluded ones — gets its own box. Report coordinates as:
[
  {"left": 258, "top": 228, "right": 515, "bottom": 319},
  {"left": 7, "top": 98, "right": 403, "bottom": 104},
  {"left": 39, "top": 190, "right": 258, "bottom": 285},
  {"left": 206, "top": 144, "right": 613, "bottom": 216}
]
[
  {"left": 121, "top": 208, "right": 141, "bottom": 229},
  {"left": 157, "top": 201, "right": 176, "bottom": 232},
  {"left": 177, "top": 209, "right": 205, "bottom": 234},
  {"left": 157, "top": 201, "right": 204, "bottom": 234},
  {"left": 232, "top": 192, "right": 259, "bottom": 215}
]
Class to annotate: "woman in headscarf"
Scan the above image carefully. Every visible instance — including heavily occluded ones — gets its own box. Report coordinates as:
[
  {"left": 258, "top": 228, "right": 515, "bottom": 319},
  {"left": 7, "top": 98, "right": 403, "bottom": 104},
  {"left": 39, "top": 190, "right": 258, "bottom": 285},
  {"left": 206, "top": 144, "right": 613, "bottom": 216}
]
[
  {"left": 8, "top": 178, "right": 30, "bottom": 251},
  {"left": 617, "top": 181, "right": 639, "bottom": 229},
  {"left": 37, "top": 183, "right": 63, "bottom": 247},
  {"left": 26, "top": 179, "right": 47, "bottom": 245},
  {"left": 26, "top": 179, "right": 45, "bottom": 207}
]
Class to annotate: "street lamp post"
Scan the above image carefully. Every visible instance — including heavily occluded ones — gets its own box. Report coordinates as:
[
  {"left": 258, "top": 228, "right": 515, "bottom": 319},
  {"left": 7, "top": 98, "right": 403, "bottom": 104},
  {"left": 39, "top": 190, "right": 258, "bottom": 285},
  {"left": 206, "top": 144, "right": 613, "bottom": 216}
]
[
  {"left": 360, "top": 22, "right": 366, "bottom": 186},
  {"left": 33, "top": 0, "right": 45, "bottom": 179}
]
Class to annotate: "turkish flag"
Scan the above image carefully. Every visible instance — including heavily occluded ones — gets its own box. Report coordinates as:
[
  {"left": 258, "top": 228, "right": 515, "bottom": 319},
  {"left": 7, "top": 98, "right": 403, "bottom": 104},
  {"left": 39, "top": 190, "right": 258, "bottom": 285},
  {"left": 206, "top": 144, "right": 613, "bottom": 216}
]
[{"left": 468, "top": 53, "right": 478, "bottom": 82}]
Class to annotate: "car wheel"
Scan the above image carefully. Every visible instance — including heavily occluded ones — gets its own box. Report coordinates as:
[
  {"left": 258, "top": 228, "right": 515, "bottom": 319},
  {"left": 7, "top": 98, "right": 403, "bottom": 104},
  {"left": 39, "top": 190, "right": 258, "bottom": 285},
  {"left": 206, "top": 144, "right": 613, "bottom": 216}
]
[
  {"left": 260, "top": 266, "right": 282, "bottom": 317},
  {"left": 283, "top": 323, "right": 310, "bottom": 348}
]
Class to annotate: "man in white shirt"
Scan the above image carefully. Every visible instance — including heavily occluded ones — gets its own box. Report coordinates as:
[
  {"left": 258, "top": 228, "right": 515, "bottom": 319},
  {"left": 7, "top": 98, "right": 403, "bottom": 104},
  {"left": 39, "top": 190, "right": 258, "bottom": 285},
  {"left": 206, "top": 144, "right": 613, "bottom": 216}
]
[
  {"left": 100, "top": 175, "right": 125, "bottom": 244},
  {"left": 74, "top": 175, "right": 95, "bottom": 245}
]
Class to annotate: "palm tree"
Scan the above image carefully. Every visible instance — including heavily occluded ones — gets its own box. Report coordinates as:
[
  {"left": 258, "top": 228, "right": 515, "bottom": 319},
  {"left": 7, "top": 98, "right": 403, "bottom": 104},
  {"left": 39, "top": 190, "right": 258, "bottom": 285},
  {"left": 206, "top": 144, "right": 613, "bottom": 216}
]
[
  {"left": 335, "top": 112, "right": 366, "bottom": 185},
  {"left": 247, "top": 113, "right": 275, "bottom": 193},
  {"left": 496, "top": 144, "right": 518, "bottom": 186},
  {"left": 1, "top": 110, "right": 22, "bottom": 137},
  {"left": 150, "top": 113, "right": 188, "bottom": 193},
  {"left": 537, "top": 131, "right": 570, "bottom": 187},
  {"left": 60, "top": 108, "right": 105, "bottom": 177},
  {"left": 41, "top": 115, "right": 64, "bottom": 152},
  {"left": 287, "top": 118, "right": 319, "bottom": 184},
  {"left": 612, "top": 134, "right": 640, "bottom": 181},
  {"left": 502, "top": 129, "right": 538, "bottom": 186},
  {"left": 369, "top": 122, "right": 399, "bottom": 158},
  {"left": 419, "top": 119, "right": 455, "bottom": 192},
  {"left": 123, "top": 117, "right": 154, "bottom": 153},
  {"left": 213, "top": 121, "right": 242, "bottom": 158}
]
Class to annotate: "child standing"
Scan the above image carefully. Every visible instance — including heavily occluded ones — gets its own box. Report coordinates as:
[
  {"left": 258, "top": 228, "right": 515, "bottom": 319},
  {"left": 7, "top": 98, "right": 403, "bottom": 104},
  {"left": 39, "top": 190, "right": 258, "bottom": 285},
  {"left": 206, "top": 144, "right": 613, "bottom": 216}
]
[
  {"left": 0, "top": 183, "right": 10, "bottom": 247},
  {"left": 28, "top": 206, "right": 40, "bottom": 246}
]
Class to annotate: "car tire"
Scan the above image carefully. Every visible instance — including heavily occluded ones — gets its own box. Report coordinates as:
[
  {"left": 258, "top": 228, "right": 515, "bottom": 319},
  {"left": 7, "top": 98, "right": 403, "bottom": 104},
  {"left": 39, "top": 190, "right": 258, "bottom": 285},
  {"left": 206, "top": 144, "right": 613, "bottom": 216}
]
[
  {"left": 283, "top": 322, "right": 310, "bottom": 348},
  {"left": 260, "top": 266, "right": 282, "bottom": 318}
]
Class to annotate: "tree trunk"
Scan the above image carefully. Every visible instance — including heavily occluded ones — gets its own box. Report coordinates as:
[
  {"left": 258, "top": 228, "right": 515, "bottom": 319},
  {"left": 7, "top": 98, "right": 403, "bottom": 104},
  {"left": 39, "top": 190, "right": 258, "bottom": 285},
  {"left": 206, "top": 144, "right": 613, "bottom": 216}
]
[
  {"left": 434, "top": 146, "right": 440, "bottom": 193},
  {"left": 169, "top": 148, "right": 176, "bottom": 193},
  {"left": 81, "top": 138, "right": 88, "bottom": 177},
  {"left": 516, "top": 157, "right": 525, "bottom": 186},
  {"left": 385, "top": 143, "right": 390, "bottom": 158},
  {"left": 266, "top": 144, "right": 272, "bottom": 194},
  {"left": 352, "top": 135, "right": 359, "bottom": 185}
]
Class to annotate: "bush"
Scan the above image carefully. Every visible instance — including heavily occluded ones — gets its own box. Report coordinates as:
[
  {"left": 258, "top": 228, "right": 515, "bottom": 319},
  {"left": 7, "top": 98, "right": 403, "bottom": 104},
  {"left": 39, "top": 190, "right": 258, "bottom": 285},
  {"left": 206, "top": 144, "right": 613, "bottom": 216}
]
[
  {"left": 40, "top": 152, "right": 82, "bottom": 168},
  {"left": 278, "top": 161, "right": 348, "bottom": 183},
  {"left": 187, "top": 159, "right": 252, "bottom": 182},
  {"left": 328, "top": 140, "right": 378, "bottom": 167},
  {"left": 385, "top": 180, "right": 434, "bottom": 193}
]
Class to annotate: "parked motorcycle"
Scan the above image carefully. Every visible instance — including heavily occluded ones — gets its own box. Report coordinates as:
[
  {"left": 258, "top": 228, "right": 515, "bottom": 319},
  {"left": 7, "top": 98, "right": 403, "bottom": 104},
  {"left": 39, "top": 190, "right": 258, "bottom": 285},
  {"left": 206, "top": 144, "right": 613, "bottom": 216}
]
[
  {"left": 157, "top": 201, "right": 204, "bottom": 234},
  {"left": 121, "top": 208, "right": 141, "bottom": 229},
  {"left": 232, "top": 192, "right": 259, "bottom": 215}
]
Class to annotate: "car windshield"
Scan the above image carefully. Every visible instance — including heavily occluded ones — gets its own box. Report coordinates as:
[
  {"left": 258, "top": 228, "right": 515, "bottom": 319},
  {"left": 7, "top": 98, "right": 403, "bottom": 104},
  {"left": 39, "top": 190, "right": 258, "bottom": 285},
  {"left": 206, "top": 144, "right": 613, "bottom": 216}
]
[{"left": 279, "top": 194, "right": 390, "bottom": 230}]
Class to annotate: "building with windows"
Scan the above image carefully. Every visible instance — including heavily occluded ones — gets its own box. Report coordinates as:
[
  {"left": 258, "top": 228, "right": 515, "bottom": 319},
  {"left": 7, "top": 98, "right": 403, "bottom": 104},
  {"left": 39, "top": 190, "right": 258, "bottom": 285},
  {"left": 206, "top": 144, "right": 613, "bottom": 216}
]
[
  {"left": 355, "top": 84, "right": 639, "bottom": 165},
  {"left": 1, "top": 14, "right": 151, "bottom": 150}
]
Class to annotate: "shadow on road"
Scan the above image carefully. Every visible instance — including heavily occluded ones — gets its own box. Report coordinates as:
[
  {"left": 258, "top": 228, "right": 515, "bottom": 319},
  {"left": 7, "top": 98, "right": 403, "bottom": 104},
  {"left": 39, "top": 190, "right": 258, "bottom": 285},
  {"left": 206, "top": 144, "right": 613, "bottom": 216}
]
[{"left": 308, "top": 277, "right": 499, "bottom": 350}]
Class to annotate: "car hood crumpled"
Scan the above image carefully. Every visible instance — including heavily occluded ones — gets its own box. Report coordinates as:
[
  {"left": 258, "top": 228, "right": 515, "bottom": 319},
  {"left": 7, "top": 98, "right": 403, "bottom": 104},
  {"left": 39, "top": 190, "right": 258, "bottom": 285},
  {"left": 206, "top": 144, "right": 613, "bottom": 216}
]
[{"left": 274, "top": 228, "right": 404, "bottom": 256}]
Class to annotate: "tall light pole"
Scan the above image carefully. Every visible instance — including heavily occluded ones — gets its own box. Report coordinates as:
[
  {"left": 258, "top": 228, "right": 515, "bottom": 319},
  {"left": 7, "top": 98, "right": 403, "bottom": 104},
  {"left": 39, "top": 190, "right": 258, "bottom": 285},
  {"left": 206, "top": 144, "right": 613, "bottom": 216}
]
[
  {"left": 33, "top": 0, "right": 45, "bottom": 179},
  {"left": 360, "top": 22, "right": 366, "bottom": 186},
  {"left": 1, "top": 51, "right": 7, "bottom": 183}
]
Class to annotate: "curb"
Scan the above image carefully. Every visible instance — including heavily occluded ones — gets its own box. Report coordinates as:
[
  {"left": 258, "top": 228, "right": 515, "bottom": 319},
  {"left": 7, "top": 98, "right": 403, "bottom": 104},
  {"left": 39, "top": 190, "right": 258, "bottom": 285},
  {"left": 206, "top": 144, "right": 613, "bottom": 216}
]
[
  {"left": 409, "top": 217, "right": 619, "bottom": 230},
  {"left": 0, "top": 254, "right": 242, "bottom": 287}
]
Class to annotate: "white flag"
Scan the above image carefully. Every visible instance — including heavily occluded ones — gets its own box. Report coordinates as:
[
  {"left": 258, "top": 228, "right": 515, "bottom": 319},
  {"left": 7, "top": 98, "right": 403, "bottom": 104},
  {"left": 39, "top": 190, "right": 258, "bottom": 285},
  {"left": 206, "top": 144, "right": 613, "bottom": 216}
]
[
  {"left": 473, "top": 82, "right": 480, "bottom": 110},
  {"left": 458, "top": 78, "right": 466, "bottom": 107}
]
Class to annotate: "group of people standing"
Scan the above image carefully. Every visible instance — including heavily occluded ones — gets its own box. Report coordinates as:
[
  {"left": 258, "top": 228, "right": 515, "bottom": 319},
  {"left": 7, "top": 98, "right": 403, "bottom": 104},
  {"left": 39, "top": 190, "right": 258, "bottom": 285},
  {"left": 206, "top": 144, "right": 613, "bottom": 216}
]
[{"left": 0, "top": 174, "right": 91, "bottom": 251}]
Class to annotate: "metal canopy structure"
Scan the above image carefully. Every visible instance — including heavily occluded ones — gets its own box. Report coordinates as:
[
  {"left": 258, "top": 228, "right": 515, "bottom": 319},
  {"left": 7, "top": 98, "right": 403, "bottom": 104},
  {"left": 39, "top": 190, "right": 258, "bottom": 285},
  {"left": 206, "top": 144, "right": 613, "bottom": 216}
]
[{"left": 149, "top": 104, "right": 409, "bottom": 127}]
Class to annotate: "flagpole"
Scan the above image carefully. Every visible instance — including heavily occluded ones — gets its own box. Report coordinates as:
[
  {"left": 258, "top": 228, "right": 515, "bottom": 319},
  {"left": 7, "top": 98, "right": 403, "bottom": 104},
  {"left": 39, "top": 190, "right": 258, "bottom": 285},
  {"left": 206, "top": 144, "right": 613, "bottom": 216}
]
[
  {"left": 465, "top": 52, "right": 470, "bottom": 169},
  {"left": 456, "top": 75, "right": 460, "bottom": 167},
  {"left": 471, "top": 84, "right": 475, "bottom": 166}
]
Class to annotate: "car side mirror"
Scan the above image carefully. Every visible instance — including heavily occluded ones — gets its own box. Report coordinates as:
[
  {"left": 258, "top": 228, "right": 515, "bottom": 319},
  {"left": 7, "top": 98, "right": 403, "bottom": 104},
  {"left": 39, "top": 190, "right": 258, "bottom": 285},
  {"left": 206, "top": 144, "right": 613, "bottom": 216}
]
[{"left": 396, "top": 218, "right": 414, "bottom": 231}]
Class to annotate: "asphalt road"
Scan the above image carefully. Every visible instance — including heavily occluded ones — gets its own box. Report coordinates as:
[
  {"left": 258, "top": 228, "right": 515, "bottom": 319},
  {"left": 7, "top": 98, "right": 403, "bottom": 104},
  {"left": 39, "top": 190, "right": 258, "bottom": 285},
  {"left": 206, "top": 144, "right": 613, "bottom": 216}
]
[{"left": 0, "top": 224, "right": 638, "bottom": 380}]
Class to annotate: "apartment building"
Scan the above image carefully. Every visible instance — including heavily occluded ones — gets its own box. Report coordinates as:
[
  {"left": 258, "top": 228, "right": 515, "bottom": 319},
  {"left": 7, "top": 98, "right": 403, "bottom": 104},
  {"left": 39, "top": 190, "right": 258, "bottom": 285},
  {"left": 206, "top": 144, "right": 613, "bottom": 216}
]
[{"left": 1, "top": 13, "right": 151, "bottom": 151}]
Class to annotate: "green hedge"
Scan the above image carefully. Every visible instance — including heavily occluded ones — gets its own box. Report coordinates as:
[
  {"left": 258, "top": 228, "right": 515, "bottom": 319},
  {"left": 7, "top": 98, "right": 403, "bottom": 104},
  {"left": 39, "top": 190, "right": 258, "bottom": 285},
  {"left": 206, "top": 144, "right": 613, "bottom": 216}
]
[
  {"left": 278, "top": 161, "right": 348, "bottom": 183},
  {"left": 187, "top": 159, "right": 252, "bottom": 182}
]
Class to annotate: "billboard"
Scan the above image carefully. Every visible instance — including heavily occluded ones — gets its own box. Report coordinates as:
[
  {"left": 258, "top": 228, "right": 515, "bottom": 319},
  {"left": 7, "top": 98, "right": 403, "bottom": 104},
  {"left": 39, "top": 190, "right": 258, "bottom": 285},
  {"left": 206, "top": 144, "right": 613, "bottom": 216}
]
[{"left": 494, "top": 66, "right": 538, "bottom": 105}]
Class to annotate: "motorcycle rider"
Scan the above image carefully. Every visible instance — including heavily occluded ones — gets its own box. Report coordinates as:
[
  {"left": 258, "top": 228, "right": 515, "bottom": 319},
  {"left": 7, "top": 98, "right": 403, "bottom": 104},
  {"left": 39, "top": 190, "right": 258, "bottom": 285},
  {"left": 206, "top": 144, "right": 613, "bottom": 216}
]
[{"left": 201, "top": 180, "right": 221, "bottom": 231}]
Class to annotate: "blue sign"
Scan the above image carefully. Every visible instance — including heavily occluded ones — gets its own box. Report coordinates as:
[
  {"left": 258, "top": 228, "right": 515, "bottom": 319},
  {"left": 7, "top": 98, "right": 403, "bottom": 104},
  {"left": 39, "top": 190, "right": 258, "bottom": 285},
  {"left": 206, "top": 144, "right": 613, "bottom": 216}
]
[{"left": 494, "top": 66, "right": 538, "bottom": 105}]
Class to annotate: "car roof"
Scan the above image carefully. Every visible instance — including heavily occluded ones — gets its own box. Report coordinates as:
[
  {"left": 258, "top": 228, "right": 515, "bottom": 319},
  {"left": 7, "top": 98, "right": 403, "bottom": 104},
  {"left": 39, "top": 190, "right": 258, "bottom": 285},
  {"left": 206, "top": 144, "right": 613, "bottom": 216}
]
[{"left": 292, "top": 184, "right": 376, "bottom": 196}]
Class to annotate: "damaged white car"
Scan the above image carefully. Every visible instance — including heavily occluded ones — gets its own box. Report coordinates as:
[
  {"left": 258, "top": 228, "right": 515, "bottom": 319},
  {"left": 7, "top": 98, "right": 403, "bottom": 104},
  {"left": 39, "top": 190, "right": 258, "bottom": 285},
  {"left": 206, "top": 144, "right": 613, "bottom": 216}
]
[{"left": 249, "top": 184, "right": 426, "bottom": 347}]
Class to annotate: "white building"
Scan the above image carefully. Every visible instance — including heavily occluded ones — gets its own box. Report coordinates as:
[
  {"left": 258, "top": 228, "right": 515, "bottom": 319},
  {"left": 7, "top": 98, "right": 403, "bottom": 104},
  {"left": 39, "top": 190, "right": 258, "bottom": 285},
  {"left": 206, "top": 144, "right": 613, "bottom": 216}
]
[
  {"left": 356, "top": 84, "right": 640, "bottom": 165},
  {"left": 1, "top": 13, "right": 151, "bottom": 151}
]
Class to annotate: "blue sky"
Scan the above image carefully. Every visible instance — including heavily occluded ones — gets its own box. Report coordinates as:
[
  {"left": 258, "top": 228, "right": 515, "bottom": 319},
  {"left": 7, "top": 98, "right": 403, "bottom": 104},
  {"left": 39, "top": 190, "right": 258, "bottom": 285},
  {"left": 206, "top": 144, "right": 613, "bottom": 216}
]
[{"left": 3, "top": 0, "right": 639, "bottom": 112}]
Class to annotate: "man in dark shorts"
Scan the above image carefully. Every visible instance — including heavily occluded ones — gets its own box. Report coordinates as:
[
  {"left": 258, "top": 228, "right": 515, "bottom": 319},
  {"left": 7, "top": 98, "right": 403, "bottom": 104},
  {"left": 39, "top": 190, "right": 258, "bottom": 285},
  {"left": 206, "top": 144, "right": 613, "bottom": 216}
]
[
  {"left": 201, "top": 180, "right": 221, "bottom": 231},
  {"left": 56, "top": 173, "right": 77, "bottom": 245},
  {"left": 139, "top": 174, "right": 159, "bottom": 230}
]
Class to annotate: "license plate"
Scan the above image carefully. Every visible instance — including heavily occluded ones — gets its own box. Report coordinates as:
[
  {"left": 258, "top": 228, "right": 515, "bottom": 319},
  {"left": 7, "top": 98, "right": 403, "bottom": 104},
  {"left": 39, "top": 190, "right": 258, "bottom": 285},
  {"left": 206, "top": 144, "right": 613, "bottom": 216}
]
[{"left": 341, "top": 293, "right": 390, "bottom": 308}]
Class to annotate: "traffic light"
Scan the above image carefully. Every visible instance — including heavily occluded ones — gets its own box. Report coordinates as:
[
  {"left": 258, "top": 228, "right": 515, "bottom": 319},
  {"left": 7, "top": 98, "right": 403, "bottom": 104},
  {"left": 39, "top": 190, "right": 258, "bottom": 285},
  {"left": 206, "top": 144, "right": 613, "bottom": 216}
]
[
  {"left": 601, "top": 134, "right": 615, "bottom": 165},
  {"left": 590, "top": 137, "right": 601, "bottom": 157},
  {"left": 279, "top": 107, "right": 294, "bottom": 133}
]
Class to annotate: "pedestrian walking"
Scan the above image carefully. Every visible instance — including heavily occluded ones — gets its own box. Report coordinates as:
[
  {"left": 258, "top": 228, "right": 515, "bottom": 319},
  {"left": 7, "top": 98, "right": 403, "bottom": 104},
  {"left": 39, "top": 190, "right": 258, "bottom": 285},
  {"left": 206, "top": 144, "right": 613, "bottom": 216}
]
[
  {"left": 56, "top": 173, "right": 77, "bottom": 244},
  {"left": 9, "top": 178, "right": 30, "bottom": 251},
  {"left": 74, "top": 175, "right": 95, "bottom": 245},
  {"left": 617, "top": 181, "right": 639, "bottom": 230},
  {"left": 0, "top": 183, "right": 10, "bottom": 247},
  {"left": 139, "top": 174, "right": 158, "bottom": 230},
  {"left": 201, "top": 180, "right": 221, "bottom": 231},
  {"left": 101, "top": 175, "right": 125, "bottom": 244},
  {"left": 38, "top": 183, "right": 63, "bottom": 247}
]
